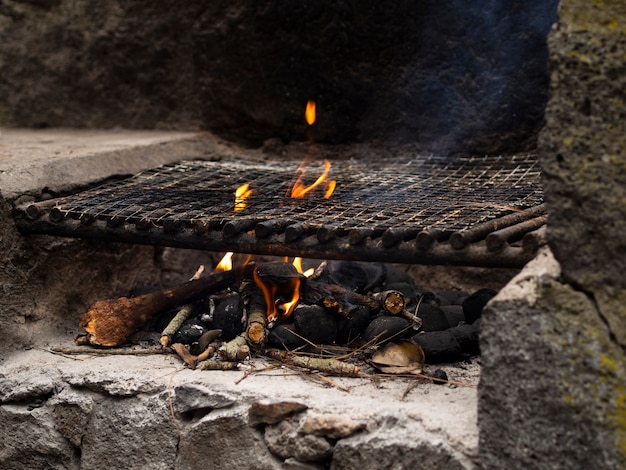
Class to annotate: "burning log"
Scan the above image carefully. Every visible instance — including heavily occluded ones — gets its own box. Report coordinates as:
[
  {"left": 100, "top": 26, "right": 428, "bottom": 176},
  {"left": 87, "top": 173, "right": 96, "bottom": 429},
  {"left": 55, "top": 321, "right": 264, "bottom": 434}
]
[
  {"left": 79, "top": 263, "right": 254, "bottom": 347},
  {"left": 266, "top": 349, "right": 360, "bottom": 377}
]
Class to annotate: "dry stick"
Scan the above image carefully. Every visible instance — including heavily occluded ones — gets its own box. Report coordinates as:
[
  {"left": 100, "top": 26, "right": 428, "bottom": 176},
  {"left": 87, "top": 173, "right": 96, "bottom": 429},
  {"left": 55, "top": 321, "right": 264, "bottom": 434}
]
[
  {"left": 266, "top": 349, "right": 360, "bottom": 377},
  {"left": 200, "top": 361, "right": 238, "bottom": 370},
  {"left": 307, "top": 280, "right": 380, "bottom": 311},
  {"left": 79, "top": 263, "right": 254, "bottom": 347},
  {"left": 171, "top": 343, "right": 198, "bottom": 370},
  {"left": 246, "top": 291, "right": 268, "bottom": 345},
  {"left": 160, "top": 304, "right": 193, "bottom": 347},
  {"left": 196, "top": 341, "right": 220, "bottom": 362},
  {"left": 51, "top": 346, "right": 170, "bottom": 355},
  {"left": 311, "top": 372, "right": 352, "bottom": 392}
]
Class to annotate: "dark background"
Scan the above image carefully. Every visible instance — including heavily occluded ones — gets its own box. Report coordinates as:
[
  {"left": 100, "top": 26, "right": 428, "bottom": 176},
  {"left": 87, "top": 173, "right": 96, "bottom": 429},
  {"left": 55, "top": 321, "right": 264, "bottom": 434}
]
[{"left": 0, "top": 0, "right": 558, "bottom": 154}]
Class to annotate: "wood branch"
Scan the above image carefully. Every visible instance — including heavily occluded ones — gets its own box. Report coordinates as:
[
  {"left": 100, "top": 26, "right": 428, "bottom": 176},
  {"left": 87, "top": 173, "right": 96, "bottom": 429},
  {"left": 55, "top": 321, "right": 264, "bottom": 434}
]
[
  {"left": 246, "top": 292, "right": 268, "bottom": 345},
  {"left": 218, "top": 333, "right": 251, "bottom": 361},
  {"left": 196, "top": 341, "right": 219, "bottom": 361},
  {"left": 200, "top": 361, "right": 237, "bottom": 370},
  {"left": 160, "top": 304, "right": 193, "bottom": 347},
  {"left": 52, "top": 345, "right": 168, "bottom": 355},
  {"left": 306, "top": 280, "right": 380, "bottom": 312},
  {"left": 189, "top": 329, "right": 222, "bottom": 355},
  {"left": 266, "top": 349, "right": 360, "bottom": 377},
  {"left": 370, "top": 290, "right": 406, "bottom": 315},
  {"left": 398, "top": 309, "right": 422, "bottom": 325},
  {"left": 79, "top": 263, "right": 254, "bottom": 347},
  {"left": 171, "top": 343, "right": 198, "bottom": 369}
]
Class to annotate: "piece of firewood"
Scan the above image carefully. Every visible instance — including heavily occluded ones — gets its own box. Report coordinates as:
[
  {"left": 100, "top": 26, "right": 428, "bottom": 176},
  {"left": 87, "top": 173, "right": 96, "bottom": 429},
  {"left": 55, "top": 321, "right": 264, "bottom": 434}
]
[
  {"left": 160, "top": 304, "right": 193, "bottom": 347},
  {"left": 246, "top": 292, "right": 268, "bottom": 345},
  {"left": 305, "top": 281, "right": 380, "bottom": 312},
  {"left": 218, "top": 333, "right": 250, "bottom": 361},
  {"left": 266, "top": 349, "right": 360, "bottom": 377},
  {"left": 370, "top": 290, "right": 406, "bottom": 315},
  {"left": 79, "top": 263, "right": 254, "bottom": 347},
  {"left": 199, "top": 361, "right": 237, "bottom": 370}
]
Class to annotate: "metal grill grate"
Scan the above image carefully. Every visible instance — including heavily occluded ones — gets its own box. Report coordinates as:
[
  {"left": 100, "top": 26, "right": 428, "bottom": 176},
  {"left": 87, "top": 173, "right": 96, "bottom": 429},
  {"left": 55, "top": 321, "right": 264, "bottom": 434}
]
[{"left": 15, "top": 154, "right": 546, "bottom": 267}]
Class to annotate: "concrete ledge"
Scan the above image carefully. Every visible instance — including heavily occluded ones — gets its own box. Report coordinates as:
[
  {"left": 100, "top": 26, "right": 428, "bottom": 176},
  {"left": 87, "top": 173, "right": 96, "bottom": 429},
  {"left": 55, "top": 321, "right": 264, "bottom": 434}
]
[{"left": 0, "top": 129, "right": 233, "bottom": 200}]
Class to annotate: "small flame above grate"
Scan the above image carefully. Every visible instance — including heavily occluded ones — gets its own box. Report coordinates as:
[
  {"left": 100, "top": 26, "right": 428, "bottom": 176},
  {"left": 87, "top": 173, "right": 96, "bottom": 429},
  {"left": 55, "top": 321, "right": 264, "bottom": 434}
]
[{"left": 15, "top": 154, "right": 545, "bottom": 267}]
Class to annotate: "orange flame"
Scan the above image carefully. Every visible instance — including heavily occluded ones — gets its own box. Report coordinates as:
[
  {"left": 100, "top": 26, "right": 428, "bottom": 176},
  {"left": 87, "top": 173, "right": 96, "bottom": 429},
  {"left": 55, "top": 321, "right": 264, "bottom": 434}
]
[
  {"left": 305, "top": 100, "right": 316, "bottom": 125},
  {"left": 215, "top": 252, "right": 233, "bottom": 271},
  {"left": 253, "top": 266, "right": 301, "bottom": 322},
  {"left": 292, "top": 257, "right": 315, "bottom": 278},
  {"left": 288, "top": 160, "right": 336, "bottom": 199},
  {"left": 235, "top": 183, "right": 252, "bottom": 211}
]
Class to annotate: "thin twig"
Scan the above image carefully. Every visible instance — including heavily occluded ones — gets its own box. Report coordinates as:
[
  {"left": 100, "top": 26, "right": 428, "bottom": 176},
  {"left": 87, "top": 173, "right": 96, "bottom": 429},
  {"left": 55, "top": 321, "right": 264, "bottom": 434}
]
[{"left": 50, "top": 346, "right": 170, "bottom": 355}]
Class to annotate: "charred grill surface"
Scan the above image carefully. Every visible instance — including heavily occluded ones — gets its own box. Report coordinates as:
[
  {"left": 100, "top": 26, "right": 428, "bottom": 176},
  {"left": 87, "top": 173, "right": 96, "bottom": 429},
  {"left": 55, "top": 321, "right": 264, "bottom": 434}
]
[{"left": 15, "top": 154, "right": 545, "bottom": 267}]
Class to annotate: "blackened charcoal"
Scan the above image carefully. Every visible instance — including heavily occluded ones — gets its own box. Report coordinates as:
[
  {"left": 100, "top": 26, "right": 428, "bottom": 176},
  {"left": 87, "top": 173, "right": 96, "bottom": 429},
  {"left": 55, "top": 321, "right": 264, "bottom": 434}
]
[
  {"left": 254, "top": 261, "right": 302, "bottom": 285},
  {"left": 268, "top": 324, "right": 307, "bottom": 350},
  {"left": 440, "top": 305, "right": 466, "bottom": 328},
  {"left": 336, "top": 305, "right": 370, "bottom": 345},
  {"left": 210, "top": 293, "right": 244, "bottom": 341},
  {"left": 429, "top": 368, "right": 448, "bottom": 385},
  {"left": 411, "top": 331, "right": 462, "bottom": 363},
  {"left": 326, "top": 261, "right": 386, "bottom": 293},
  {"left": 436, "top": 290, "right": 469, "bottom": 306},
  {"left": 417, "top": 304, "right": 450, "bottom": 332},
  {"left": 383, "top": 265, "right": 416, "bottom": 289},
  {"left": 419, "top": 291, "right": 440, "bottom": 306},
  {"left": 361, "top": 315, "right": 411, "bottom": 345},
  {"left": 172, "top": 319, "right": 207, "bottom": 344},
  {"left": 462, "top": 288, "right": 498, "bottom": 324},
  {"left": 449, "top": 322, "right": 480, "bottom": 355},
  {"left": 293, "top": 305, "right": 338, "bottom": 345}
]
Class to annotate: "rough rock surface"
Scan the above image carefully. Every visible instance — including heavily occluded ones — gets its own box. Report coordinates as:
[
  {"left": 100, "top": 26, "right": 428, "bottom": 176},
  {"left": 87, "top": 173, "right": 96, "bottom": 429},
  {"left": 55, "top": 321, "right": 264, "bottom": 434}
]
[
  {"left": 479, "top": 2, "right": 626, "bottom": 467},
  {"left": 0, "top": 0, "right": 557, "bottom": 153},
  {"left": 0, "top": 351, "right": 480, "bottom": 469},
  {"left": 479, "top": 248, "right": 626, "bottom": 469},
  {"left": 538, "top": 0, "right": 626, "bottom": 348}
]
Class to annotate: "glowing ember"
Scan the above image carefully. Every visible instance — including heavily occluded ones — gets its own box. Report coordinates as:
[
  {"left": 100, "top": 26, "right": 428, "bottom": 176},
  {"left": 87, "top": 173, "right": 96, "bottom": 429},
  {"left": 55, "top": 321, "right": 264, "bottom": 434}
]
[
  {"left": 234, "top": 183, "right": 252, "bottom": 211},
  {"left": 215, "top": 252, "right": 233, "bottom": 271},
  {"left": 288, "top": 159, "right": 336, "bottom": 199},
  {"left": 305, "top": 100, "right": 316, "bottom": 125}
]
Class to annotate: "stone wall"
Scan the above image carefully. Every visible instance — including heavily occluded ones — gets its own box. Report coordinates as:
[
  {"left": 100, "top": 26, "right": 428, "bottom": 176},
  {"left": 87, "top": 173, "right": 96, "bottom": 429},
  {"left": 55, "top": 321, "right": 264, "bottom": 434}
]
[
  {"left": 0, "top": 0, "right": 557, "bottom": 153},
  {"left": 479, "top": 1, "right": 626, "bottom": 467}
]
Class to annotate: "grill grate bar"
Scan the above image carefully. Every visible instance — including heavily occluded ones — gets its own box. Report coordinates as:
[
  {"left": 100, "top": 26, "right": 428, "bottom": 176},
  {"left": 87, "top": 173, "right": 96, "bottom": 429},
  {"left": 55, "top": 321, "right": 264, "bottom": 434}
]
[{"left": 14, "top": 154, "right": 546, "bottom": 267}]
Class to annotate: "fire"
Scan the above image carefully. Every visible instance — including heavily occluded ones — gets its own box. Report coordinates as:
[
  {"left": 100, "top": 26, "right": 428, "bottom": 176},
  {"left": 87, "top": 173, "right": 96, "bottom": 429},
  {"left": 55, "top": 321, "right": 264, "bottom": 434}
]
[
  {"left": 292, "top": 257, "right": 315, "bottom": 278},
  {"left": 235, "top": 183, "right": 252, "bottom": 211},
  {"left": 253, "top": 267, "right": 301, "bottom": 322},
  {"left": 288, "top": 159, "right": 336, "bottom": 199},
  {"left": 305, "top": 100, "right": 316, "bottom": 125},
  {"left": 215, "top": 252, "right": 233, "bottom": 271}
]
